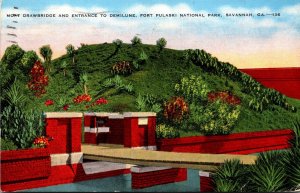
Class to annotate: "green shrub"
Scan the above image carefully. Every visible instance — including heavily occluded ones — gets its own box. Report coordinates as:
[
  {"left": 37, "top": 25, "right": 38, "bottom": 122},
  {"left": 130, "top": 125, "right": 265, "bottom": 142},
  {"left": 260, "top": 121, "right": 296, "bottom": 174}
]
[
  {"left": 189, "top": 100, "right": 240, "bottom": 135},
  {"left": 1, "top": 44, "right": 25, "bottom": 67},
  {"left": 131, "top": 36, "right": 142, "bottom": 46},
  {"left": 184, "top": 49, "right": 296, "bottom": 112},
  {"left": 138, "top": 50, "right": 148, "bottom": 64},
  {"left": 132, "top": 60, "right": 139, "bottom": 70},
  {"left": 175, "top": 75, "right": 210, "bottom": 102},
  {"left": 246, "top": 151, "right": 286, "bottom": 192},
  {"left": 60, "top": 61, "right": 68, "bottom": 76},
  {"left": 213, "top": 150, "right": 297, "bottom": 192},
  {"left": 3, "top": 79, "right": 27, "bottom": 108},
  {"left": 282, "top": 148, "right": 300, "bottom": 190},
  {"left": 156, "top": 124, "right": 180, "bottom": 139},
  {"left": 290, "top": 118, "right": 300, "bottom": 149},
  {"left": 103, "top": 75, "right": 134, "bottom": 94},
  {"left": 21, "top": 50, "right": 39, "bottom": 73},
  {"left": 113, "top": 39, "right": 123, "bottom": 50},
  {"left": 1, "top": 106, "right": 44, "bottom": 149},
  {"left": 156, "top": 37, "right": 167, "bottom": 52},
  {"left": 0, "top": 137, "right": 17, "bottom": 150},
  {"left": 213, "top": 159, "right": 248, "bottom": 192},
  {"left": 136, "top": 93, "right": 162, "bottom": 113},
  {"left": 133, "top": 51, "right": 148, "bottom": 70}
]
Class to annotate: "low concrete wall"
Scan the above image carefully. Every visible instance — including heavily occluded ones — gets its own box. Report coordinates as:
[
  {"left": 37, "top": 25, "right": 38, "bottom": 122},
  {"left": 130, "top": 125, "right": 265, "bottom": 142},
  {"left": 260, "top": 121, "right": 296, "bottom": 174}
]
[{"left": 157, "top": 129, "right": 293, "bottom": 154}]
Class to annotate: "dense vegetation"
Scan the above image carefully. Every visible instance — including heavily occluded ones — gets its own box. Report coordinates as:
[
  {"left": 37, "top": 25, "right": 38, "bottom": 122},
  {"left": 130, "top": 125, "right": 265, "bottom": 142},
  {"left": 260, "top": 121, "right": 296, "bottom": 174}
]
[
  {"left": 1, "top": 39, "right": 300, "bottom": 148},
  {"left": 213, "top": 120, "right": 300, "bottom": 192}
]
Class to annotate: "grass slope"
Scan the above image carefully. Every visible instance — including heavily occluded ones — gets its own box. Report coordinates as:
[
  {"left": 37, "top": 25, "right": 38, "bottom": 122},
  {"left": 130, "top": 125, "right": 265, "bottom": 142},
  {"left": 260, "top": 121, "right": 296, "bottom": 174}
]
[{"left": 26, "top": 43, "right": 300, "bottom": 136}]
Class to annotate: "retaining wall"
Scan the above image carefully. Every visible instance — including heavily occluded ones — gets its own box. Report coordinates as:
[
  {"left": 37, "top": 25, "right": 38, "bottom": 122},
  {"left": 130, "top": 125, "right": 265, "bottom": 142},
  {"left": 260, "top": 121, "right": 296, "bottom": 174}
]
[
  {"left": 157, "top": 129, "right": 293, "bottom": 154},
  {"left": 1, "top": 148, "right": 51, "bottom": 184}
]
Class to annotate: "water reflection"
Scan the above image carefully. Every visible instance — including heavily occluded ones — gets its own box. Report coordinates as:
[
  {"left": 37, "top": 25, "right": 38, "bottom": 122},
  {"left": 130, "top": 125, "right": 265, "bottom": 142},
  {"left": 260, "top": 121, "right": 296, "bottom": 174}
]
[{"left": 24, "top": 169, "right": 199, "bottom": 192}]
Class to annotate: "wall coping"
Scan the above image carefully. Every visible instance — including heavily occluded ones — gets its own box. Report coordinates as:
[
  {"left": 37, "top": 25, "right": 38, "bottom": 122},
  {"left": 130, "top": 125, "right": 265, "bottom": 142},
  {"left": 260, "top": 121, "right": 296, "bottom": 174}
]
[
  {"left": 44, "top": 112, "right": 83, "bottom": 118},
  {"left": 131, "top": 166, "right": 172, "bottom": 173},
  {"left": 93, "top": 112, "right": 121, "bottom": 117},
  {"left": 123, "top": 112, "right": 156, "bottom": 117},
  {"left": 50, "top": 152, "right": 83, "bottom": 166},
  {"left": 83, "top": 112, "right": 156, "bottom": 118},
  {"left": 199, "top": 171, "right": 212, "bottom": 177},
  {"left": 157, "top": 129, "right": 293, "bottom": 146},
  {"left": 1, "top": 148, "right": 49, "bottom": 161}
]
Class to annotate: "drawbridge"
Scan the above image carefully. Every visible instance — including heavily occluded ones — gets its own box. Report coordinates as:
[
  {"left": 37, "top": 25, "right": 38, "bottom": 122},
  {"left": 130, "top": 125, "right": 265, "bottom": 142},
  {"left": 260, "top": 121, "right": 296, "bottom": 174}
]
[{"left": 82, "top": 144, "right": 257, "bottom": 172}]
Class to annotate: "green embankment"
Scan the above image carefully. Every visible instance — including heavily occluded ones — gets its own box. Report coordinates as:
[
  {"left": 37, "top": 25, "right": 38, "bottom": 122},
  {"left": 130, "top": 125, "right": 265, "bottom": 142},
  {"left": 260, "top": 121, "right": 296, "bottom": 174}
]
[{"left": 10, "top": 43, "right": 300, "bottom": 136}]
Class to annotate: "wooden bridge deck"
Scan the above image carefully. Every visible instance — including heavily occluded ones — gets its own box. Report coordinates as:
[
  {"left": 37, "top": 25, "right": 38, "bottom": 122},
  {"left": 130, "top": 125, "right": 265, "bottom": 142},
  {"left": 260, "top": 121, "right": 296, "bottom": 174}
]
[{"left": 82, "top": 144, "right": 257, "bottom": 172}]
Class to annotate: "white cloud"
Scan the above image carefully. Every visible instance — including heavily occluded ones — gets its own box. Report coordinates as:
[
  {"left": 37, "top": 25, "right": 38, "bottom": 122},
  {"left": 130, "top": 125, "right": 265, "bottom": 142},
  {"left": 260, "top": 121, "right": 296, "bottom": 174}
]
[
  {"left": 127, "top": 3, "right": 194, "bottom": 14},
  {"left": 157, "top": 21, "right": 179, "bottom": 30},
  {"left": 281, "top": 3, "right": 300, "bottom": 15}
]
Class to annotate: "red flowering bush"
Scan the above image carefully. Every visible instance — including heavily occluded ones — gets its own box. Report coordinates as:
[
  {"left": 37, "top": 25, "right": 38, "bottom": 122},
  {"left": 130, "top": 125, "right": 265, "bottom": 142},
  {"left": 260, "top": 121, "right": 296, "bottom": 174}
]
[
  {"left": 28, "top": 61, "right": 49, "bottom": 97},
  {"left": 63, "top": 104, "right": 69, "bottom": 111},
  {"left": 208, "top": 91, "right": 241, "bottom": 105},
  {"left": 163, "top": 97, "right": 189, "bottom": 123},
  {"left": 86, "top": 97, "right": 108, "bottom": 109},
  {"left": 33, "top": 136, "right": 50, "bottom": 148},
  {"left": 73, "top": 94, "right": 92, "bottom": 104},
  {"left": 45, "top": 99, "right": 54, "bottom": 106},
  {"left": 96, "top": 97, "right": 108, "bottom": 105}
]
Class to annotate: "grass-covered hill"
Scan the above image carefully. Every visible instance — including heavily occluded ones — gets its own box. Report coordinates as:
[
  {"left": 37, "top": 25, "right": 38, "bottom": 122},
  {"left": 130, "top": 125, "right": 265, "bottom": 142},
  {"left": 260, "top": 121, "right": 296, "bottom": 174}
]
[{"left": 1, "top": 42, "right": 300, "bottom": 137}]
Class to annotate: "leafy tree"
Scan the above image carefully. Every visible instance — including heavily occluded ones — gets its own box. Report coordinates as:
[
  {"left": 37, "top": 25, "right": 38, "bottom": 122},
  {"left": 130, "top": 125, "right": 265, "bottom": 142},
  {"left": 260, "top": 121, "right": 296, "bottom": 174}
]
[
  {"left": 39, "top": 45, "right": 53, "bottom": 73},
  {"left": 21, "top": 50, "right": 39, "bottom": 72},
  {"left": 131, "top": 36, "right": 142, "bottom": 46},
  {"left": 66, "top": 44, "right": 76, "bottom": 66},
  {"left": 1, "top": 44, "right": 25, "bottom": 68},
  {"left": 60, "top": 61, "right": 68, "bottom": 76},
  {"left": 80, "top": 73, "right": 88, "bottom": 94},
  {"left": 66, "top": 44, "right": 80, "bottom": 81},
  {"left": 112, "top": 39, "right": 123, "bottom": 54},
  {"left": 156, "top": 37, "right": 167, "bottom": 52}
]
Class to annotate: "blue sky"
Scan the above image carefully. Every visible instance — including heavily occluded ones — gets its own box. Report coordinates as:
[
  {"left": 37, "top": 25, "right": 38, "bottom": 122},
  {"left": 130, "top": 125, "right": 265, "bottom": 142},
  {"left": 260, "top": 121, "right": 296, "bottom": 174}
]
[{"left": 1, "top": 0, "right": 299, "bottom": 68}]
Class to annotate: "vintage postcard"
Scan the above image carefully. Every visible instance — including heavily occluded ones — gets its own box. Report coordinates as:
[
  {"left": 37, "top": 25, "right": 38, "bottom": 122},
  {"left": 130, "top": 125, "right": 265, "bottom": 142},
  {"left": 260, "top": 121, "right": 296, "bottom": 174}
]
[{"left": 1, "top": 0, "right": 299, "bottom": 192}]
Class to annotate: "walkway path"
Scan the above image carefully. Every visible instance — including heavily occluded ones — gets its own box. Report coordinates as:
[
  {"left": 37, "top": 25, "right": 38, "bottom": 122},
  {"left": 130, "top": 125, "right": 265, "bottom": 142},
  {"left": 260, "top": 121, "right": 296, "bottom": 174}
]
[{"left": 82, "top": 144, "right": 257, "bottom": 171}]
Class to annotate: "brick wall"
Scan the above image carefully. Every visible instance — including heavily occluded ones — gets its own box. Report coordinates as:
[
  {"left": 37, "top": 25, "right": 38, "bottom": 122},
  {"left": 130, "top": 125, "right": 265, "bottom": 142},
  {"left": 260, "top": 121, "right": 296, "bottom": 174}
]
[
  {"left": 1, "top": 112, "right": 136, "bottom": 192},
  {"left": 45, "top": 112, "right": 82, "bottom": 154},
  {"left": 84, "top": 112, "right": 157, "bottom": 149},
  {"left": 1, "top": 163, "right": 131, "bottom": 192},
  {"left": 199, "top": 171, "right": 214, "bottom": 192},
  {"left": 131, "top": 167, "right": 187, "bottom": 189},
  {"left": 157, "top": 129, "right": 293, "bottom": 154},
  {"left": 123, "top": 112, "right": 157, "bottom": 149},
  {"left": 1, "top": 148, "right": 51, "bottom": 184},
  {"left": 99, "top": 118, "right": 124, "bottom": 144},
  {"left": 84, "top": 132, "right": 98, "bottom": 144}
]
